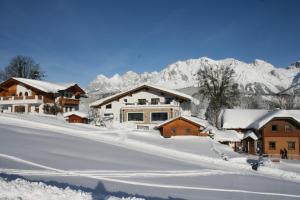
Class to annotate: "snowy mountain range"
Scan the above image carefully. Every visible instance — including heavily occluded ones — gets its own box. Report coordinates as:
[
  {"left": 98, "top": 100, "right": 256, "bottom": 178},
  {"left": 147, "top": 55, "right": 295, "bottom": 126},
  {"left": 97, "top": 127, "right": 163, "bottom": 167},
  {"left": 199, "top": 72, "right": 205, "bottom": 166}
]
[{"left": 87, "top": 57, "right": 300, "bottom": 97}]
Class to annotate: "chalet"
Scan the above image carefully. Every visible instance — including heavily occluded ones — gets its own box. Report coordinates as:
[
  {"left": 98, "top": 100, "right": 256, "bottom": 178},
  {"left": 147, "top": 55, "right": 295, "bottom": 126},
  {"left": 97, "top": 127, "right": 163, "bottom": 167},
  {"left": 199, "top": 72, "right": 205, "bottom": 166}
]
[
  {"left": 222, "top": 109, "right": 300, "bottom": 159},
  {"left": 89, "top": 84, "right": 194, "bottom": 125},
  {"left": 156, "top": 116, "right": 208, "bottom": 138},
  {"left": 0, "top": 77, "right": 85, "bottom": 114},
  {"left": 63, "top": 111, "right": 88, "bottom": 123}
]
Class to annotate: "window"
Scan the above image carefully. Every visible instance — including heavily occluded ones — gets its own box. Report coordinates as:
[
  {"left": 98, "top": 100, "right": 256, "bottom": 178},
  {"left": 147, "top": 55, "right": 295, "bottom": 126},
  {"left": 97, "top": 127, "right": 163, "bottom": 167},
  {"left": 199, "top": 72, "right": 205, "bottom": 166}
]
[
  {"left": 285, "top": 124, "right": 292, "bottom": 132},
  {"left": 269, "top": 142, "right": 276, "bottom": 150},
  {"left": 288, "top": 142, "right": 296, "bottom": 150},
  {"left": 123, "top": 99, "right": 127, "bottom": 103},
  {"left": 151, "top": 98, "right": 159, "bottom": 105},
  {"left": 165, "top": 97, "right": 172, "bottom": 104},
  {"left": 104, "top": 113, "right": 113, "bottom": 117},
  {"left": 138, "top": 99, "right": 146, "bottom": 105},
  {"left": 19, "top": 92, "right": 23, "bottom": 96},
  {"left": 106, "top": 104, "right": 112, "bottom": 109},
  {"left": 25, "top": 92, "right": 29, "bottom": 96},
  {"left": 151, "top": 112, "right": 168, "bottom": 121},
  {"left": 271, "top": 125, "right": 278, "bottom": 132},
  {"left": 128, "top": 113, "right": 143, "bottom": 121}
]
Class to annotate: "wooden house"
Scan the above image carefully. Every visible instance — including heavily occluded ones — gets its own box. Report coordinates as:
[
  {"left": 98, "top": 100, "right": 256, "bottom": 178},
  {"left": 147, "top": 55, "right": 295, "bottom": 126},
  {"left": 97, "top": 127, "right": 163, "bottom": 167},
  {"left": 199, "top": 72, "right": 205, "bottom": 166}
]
[
  {"left": 222, "top": 109, "right": 300, "bottom": 158},
  {"left": 156, "top": 116, "right": 208, "bottom": 138},
  {"left": 63, "top": 111, "right": 88, "bottom": 123},
  {"left": 0, "top": 77, "right": 85, "bottom": 114}
]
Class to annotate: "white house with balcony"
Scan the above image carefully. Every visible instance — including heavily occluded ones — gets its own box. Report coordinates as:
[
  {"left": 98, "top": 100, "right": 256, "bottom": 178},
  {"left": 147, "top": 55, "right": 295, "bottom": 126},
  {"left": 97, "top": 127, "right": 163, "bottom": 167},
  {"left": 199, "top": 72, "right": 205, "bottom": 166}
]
[
  {"left": 0, "top": 77, "right": 85, "bottom": 113},
  {"left": 89, "top": 84, "right": 194, "bottom": 124}
]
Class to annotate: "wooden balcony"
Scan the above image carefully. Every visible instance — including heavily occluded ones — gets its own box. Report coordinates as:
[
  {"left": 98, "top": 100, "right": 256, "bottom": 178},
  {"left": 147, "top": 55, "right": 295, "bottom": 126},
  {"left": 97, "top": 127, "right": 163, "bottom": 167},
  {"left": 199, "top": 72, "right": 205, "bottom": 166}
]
[
  {"left": 0, "top": 95, "right": 43, "bottom": 105},
  {"left": 59, "top": 97, "right": 80, "bottom": 106}
]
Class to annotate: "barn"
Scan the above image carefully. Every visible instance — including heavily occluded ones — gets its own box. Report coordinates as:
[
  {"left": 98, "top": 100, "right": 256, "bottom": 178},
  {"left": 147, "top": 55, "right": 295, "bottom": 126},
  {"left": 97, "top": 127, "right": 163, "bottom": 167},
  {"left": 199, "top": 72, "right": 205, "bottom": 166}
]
[
  {"left": 156, "top": 116, "right": 208, "bottom": 138},
  {"left": 63, "top": 111, "right": 88, "bottom": 124}
]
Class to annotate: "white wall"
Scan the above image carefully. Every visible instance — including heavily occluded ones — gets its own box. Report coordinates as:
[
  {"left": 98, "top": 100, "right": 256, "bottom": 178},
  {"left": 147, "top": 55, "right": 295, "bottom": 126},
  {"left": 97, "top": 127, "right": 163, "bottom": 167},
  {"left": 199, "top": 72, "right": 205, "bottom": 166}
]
[
  {"left": 97, "top": 89, "right": 191, "bottom": 122},
  {"left": 16, "top": 84, "right": 32, "bottom": 96}
]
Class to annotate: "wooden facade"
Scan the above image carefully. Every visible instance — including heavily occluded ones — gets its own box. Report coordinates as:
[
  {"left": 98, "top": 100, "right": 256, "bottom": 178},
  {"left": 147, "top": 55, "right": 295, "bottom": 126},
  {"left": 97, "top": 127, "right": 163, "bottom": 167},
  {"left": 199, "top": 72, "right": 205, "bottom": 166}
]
[
  {"left": 158, "top": 117, "right": 208, "bottom": 138},
  {"left": 260, "top": 118, "right": 300, "bottom": 159},
  {"left": 67, "top": 114, "right": 88, "bottom": 123},
  {"left": 0, "top": 78, "right": 84, "bottom": 114}
]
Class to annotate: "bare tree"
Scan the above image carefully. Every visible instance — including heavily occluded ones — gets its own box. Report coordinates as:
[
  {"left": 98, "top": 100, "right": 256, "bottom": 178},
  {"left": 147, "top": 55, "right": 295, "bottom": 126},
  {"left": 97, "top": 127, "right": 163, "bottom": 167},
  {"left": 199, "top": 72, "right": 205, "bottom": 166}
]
[
  {"left": 0, "top": 55, "right": 45, "bottom": 81},
  {"left": 197, "top": 66, "right": 240, "bottom": 127}
]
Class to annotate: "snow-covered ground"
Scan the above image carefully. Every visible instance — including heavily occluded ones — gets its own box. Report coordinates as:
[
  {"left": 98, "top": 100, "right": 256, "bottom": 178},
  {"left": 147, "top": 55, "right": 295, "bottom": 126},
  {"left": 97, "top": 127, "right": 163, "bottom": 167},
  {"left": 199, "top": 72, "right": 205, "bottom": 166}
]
[{"left": 0, "top": 113, "right": 300, "bottom": 200}]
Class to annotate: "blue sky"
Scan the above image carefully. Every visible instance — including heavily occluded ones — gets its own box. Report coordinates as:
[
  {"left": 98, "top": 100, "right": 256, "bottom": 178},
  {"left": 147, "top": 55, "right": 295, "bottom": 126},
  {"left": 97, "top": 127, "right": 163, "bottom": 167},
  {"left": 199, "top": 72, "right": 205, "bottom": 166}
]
[{"left": 0, "top": 0, "right": 300, "bottom": 87}]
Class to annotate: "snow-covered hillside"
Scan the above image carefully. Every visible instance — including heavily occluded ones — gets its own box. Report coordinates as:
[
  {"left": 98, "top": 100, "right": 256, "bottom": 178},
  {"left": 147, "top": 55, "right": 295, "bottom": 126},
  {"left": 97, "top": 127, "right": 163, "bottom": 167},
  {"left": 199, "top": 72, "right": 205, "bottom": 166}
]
[
  {"left": 87, "top": 57, "right": 300, "bottom": 97},
  {"left": 1, "top": 113, "right": 300, "bottom": 199}
]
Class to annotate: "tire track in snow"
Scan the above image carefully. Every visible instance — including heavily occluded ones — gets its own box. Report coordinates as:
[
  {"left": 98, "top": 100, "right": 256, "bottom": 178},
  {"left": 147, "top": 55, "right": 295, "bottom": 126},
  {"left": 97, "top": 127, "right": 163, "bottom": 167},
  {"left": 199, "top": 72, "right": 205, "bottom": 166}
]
[{"left": 1, "top": 153, "right": 300, "bottom": 199}]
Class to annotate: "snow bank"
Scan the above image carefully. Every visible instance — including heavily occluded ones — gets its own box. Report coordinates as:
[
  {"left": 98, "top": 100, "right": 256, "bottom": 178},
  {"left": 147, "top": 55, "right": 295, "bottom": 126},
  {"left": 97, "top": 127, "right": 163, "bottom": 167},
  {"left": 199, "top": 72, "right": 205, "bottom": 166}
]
[{"left": 0, "top": 177, "right": 144, "bottom": 200}]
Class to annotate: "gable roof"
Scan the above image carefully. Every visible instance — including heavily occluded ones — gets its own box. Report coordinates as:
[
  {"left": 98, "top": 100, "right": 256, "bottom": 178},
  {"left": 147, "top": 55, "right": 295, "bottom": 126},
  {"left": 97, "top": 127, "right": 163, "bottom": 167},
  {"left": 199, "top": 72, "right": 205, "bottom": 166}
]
[
  {"left": 0, "top": 77, "right": 85, "bottom": 94},
  {"left": 252, "top": 109, "right": 300, "bottom": 129},
  {"left": 63, "top": 111, "right": 88, "bottom": 118},
  {"left": 156, "top": 115, "right": 208, "bottom": 128},
  {"left": 222, "top": 109, "right": 300, "bottom": 130},
  {"left": 89, "top": 84, "right": 193, "bottom": 107}
]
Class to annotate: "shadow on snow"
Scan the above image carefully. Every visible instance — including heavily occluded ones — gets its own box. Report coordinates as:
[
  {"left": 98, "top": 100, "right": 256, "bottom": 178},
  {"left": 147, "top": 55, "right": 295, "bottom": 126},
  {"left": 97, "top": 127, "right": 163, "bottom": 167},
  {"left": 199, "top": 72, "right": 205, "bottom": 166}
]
[{"left": 0, "top": 173, "right": 186, "bottom": 200}]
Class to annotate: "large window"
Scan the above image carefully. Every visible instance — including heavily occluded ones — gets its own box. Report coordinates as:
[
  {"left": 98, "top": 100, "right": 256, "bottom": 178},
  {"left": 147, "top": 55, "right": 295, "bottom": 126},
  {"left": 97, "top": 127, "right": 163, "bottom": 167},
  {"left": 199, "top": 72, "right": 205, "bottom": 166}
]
[
  {"left": 288, "top": 142, "right": 296, "bottom": 150},
  {"left": 128, "top": 113, "right": 144, "bottom": 121},
  {"left": 269, "top": 142, "right": 276, "bottom": 150},
  {"left": 138, "top": 99, "right": 146, "bottom": 105},
  {"left": 271, "top": 125, "right": 278, "bottom": 132},
  {"left": 151, "top": 98, "right": 159, "bottom": 105},
  {"left": 151, "top": 112, "right": 168, "bottom": 121}
]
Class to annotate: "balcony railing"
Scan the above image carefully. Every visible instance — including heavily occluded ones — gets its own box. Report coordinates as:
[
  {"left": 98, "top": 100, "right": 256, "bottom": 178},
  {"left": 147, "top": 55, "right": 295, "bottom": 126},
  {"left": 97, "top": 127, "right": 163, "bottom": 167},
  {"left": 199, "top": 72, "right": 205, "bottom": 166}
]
[
  {"left": 123, "top": 101, "right": 179, "bottom": 107},
  {"left": 0, "top": 95, "right": 44, "bottom": 104},
  {"left": 59, "top": 97, "right": 80, "bottom": 105}
]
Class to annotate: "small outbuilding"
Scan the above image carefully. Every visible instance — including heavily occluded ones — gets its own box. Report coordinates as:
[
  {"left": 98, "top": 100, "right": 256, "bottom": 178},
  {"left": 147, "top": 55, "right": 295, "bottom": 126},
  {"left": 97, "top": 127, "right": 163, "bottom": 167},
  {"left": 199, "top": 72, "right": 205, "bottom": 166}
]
[
  {"left": 156, "top": 116, "right": 208, "bottom": 138},
  {"left": 63, "top": 111, "right": 88, "bottom": 124}
]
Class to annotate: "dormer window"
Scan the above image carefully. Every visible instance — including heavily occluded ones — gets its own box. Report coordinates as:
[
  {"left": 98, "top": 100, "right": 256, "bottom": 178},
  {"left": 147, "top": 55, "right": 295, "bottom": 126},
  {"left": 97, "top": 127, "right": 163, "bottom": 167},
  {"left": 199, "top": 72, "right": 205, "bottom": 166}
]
[{"left": 106, "top": 104, "right": 112, "bottom": 109}]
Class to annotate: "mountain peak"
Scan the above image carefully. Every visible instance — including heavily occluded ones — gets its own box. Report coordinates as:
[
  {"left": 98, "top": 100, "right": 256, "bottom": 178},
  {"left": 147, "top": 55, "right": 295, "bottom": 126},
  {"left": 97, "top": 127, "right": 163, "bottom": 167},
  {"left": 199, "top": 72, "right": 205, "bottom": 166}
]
[{"left": 87, "top": 57, "right": 300, "bottom": 95}]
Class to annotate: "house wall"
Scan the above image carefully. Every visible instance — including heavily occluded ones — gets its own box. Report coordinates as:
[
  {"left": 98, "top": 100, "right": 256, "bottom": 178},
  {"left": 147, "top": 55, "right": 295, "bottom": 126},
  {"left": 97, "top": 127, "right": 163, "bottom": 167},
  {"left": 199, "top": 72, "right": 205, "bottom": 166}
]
[
  {"left": 16, "top": 84, "right": 32, "bottom": 96},
  {"left": 262, "top": 119, "right": 300, "bottom": 158},
  {"left": 122, "top": 107, "right": 176, "bottom": 124},
  {"left": 0, "top": 84, "right": 17, "bottom": 97},
  {"left": 68, "top": 115, "right": 87, "bottom": 123},
  {"left": 160, "top": 118, "right": 207, "bottom": 138},
  {"left": 97, "top": 88, "right": 191, "bottom": 123}
]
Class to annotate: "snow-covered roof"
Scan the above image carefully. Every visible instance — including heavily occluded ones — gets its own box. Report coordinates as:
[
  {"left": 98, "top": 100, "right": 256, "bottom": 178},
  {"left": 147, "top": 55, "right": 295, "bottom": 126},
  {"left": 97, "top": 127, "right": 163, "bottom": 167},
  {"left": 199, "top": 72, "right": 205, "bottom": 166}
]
[
  {"left": 12, "top": 77, "right": 77, "bottom": 93},
  {"left": 156, "top": 115, "right": 208, "bottom": 128},
  {"left": 211, "top": 128, "right": 242, "bottom": 142},
  {"left": 222, "top": 109, "right": 269, "bottom": 129},
  {"left": 243, "top": 131, "right": 258, "bottom": 140},
  {"left": 222, "top": 109, "right": 300, "bottom": 130},
  {"left": 63, "top": 111, "right": 88, "bottom": 118},
  {"left": 89, "top": 84, "right": 193, "bottom": 107},
  {"left": 252, "top": 109, "right": 300, "bottom": 129}
]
